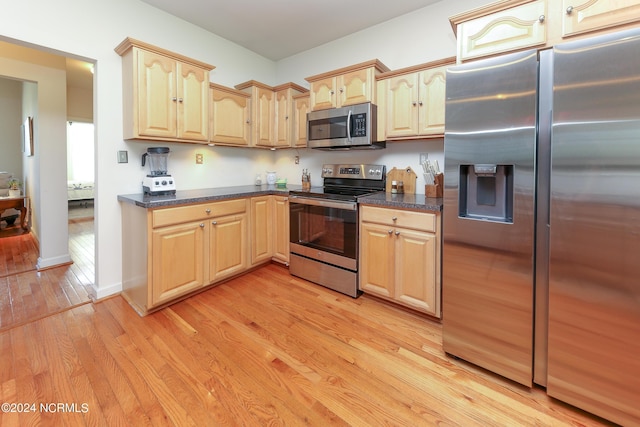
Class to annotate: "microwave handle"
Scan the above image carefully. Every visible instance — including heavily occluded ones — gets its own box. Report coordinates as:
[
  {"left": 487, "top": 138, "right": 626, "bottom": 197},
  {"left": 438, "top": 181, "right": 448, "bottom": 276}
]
[{"left": 347, "top": 109, "right": 353, "bottom": 141}]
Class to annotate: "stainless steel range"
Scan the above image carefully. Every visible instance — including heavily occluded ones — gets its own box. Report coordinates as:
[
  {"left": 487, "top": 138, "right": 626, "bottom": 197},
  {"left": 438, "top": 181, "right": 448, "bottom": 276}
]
[{"left": 289, "top": 164, "right": 386, "bottom": 297}]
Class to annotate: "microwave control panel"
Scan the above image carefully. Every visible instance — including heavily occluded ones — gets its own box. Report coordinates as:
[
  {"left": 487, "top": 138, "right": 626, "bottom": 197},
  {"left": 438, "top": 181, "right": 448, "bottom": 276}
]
[{"left": 352, "top": 113, "right": 367, "bottom": 137}]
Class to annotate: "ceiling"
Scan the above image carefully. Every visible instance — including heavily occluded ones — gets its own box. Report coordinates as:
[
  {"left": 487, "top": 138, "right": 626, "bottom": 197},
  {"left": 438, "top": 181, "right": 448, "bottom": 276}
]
[{"left": 139, "top": 0, "right": 443, "bottom": 61}]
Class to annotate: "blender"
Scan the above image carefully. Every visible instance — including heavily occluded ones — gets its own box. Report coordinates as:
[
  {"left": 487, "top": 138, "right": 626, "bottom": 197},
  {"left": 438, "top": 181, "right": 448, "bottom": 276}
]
[{"left": 142, "top": 147, "right": 176, "bottom": 195}]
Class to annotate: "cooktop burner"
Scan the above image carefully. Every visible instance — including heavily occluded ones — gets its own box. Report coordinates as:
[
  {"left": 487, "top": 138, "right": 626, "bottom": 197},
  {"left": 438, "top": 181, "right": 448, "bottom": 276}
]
[{"left": 289, "top": 164, "right": 386, "bottom": 201}]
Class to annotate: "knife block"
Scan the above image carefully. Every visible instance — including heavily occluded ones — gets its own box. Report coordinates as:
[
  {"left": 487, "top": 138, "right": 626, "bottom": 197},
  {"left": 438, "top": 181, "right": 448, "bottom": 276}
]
[{"left": 425, "top": 173, "right": 443, "bottom": 197}]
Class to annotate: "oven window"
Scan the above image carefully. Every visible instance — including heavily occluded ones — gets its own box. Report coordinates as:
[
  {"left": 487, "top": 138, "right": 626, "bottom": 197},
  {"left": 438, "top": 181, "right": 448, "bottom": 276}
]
[
  {"left": 290, "top": 203, "right": 357, "bottom": 259},
  {"left": 308, "top": 116, "right": 347, "bottom": 141}
]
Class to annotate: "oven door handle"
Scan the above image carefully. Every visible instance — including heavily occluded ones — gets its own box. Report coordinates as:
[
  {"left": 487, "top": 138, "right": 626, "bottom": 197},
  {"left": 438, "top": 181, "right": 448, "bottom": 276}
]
[{"left": 289, "top": 195, "right": 357, "bottom": 211}]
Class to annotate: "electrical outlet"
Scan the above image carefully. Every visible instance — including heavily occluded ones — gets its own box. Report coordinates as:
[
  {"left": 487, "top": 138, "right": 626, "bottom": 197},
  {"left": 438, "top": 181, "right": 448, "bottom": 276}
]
[
  {"left": 419, "top": 153, "right": 428, "bottom": 165},
  {"left": 196, "top": 153, "right": 203, "bottom": 164},
  {"left": 294, "top": 156, "right": 299, "bottom": 164}
]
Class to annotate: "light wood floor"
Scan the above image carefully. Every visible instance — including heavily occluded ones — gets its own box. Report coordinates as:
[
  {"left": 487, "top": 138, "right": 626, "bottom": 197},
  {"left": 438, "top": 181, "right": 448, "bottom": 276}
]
[
  {"left": 0, "top": 262, "right": 613, "bottom": 426},
  {"left": 0, "top": 211, "right": 93, "bottom": 332}
]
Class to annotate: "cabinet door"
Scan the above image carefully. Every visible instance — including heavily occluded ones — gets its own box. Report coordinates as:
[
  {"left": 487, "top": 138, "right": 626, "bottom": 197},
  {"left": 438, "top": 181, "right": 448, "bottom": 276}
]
[
  {"left": 210, "top": 87, "right": 251, "bottom": 146},
  {"left": 274, "top": 89, "right": 292, "bottom": 147},
  {"left": 273, "top": 196, "right": 289, "bottom": 264},
  {"left": 151, "top": 221, "right": 205, "bottom": 306},
  {"left": 137, "top": 49, "right": 177, "bottom": 139},
  {"left": 384, "top": 73, "right": 420, "bottom": 139},
  {"left": 457, "top": 1, "right": 547, "bottom": 61},
  {"left": 338, "top": 68, "right": 373, "bottom": 107},
  {"left": 395, "top": 228, "right": 439, "bottom": 317},
  {"left": 250, "top": 196, "right": 273, "bottom": 265},
  {"left": 359, "top": 222, "right": 395, "bottom": 298},
  {"left": 310, "top": 77, "right": 336, "bottom": 111},
  {"left": 177, "top": 62, "right": 209, "bottom": 142},
  {"left": 253, "top": 87, "right": 275, "bottom": 146},
  {"left": 417, "top": 67, "right": 447, "bottom": 137},
  {"left": 209, "top": 213, "right": 247, "bottom": 282},
  {"left": 561, "top": 0, "right": 640, "bottom": 38},
  {"left": 293, "top": 95, "right": 309, "bottom": 148}
]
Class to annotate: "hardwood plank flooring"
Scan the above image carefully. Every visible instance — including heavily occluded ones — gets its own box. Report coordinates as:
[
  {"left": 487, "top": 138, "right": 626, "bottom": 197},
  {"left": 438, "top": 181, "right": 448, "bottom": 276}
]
[
  {"left": 0, "top": 213, "right": 93, "bottom": 333},
  {"left": 0, "top": 264, "right": 614, "bottom": 426}
]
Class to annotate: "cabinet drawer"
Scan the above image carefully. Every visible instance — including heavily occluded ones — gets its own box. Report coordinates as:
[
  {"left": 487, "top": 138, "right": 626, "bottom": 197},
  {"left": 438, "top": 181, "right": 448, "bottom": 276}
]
[
  {"left": 153, "top": 199, "right": 247, "bottom": 228},
  {"left": 360, "top": 205, "right": 436, "bottom": 232}
]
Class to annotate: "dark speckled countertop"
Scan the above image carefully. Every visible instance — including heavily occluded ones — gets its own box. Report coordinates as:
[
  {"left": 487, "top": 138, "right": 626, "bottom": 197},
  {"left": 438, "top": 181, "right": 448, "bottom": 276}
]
[
  {"left": 358, "top": 192, "right": 443, "bottom": 212},
  {"left": 118, "top": 185, "right": 443, "bottom": 212},
  {"left": 117, "top": 184, "right": 299, "bottom": 208}
]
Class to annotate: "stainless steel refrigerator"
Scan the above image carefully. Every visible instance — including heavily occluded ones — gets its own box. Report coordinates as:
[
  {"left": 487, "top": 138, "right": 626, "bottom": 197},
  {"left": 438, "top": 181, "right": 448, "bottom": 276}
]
[{"left": 443, "top": 28, "right": 640, "bottom": 426}]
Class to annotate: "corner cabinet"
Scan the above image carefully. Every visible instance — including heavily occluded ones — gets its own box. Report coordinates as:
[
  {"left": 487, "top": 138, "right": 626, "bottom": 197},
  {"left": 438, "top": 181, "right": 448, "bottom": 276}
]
[
  {"left": 450, "top": 0, "right": 640, "bottom": 62},
  {"left": 209, "top": 83, "right": 251, "bottom": 147},
  {"left": 376, "top": 58, "right": 454, "bottom": 141},
  {"left": 305, "top": 59, "right": 390, "bottom": 111},
  {"left": 235, "top": 81, "right": 307, "bottom": 149},
  {"left": 359, "top": 205, "right": 441, "bottom": 318},
  {"left": 115, "top": 37, "right": 214, "bottom": 143}
]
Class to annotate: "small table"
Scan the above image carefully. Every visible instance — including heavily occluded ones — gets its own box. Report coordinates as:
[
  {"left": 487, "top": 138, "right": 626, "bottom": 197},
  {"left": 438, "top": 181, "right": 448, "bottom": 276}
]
[{"left": 0, "top": 196, "right": 28, "bottom": 230}]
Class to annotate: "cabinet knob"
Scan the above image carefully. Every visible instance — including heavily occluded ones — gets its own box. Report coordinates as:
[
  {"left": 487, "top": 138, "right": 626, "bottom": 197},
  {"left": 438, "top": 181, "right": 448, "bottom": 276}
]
[
  {"left": 178, "top": 98, "right": 184, "bottom": 103},
  {"left": 172, "top": 97, "right": 177, "bottom": 102},
  {"left": 395, "top": 231, "right": 401, "bottom": 236},
  {"left": 212, "top": 221, "right": 217, "bottom": 225},
  {"left": 340, "top": 88, "right": 344, "bottom": 93},
  {"left": 330, "top": 90, "right": 335, "bottom": 95},
  {"left": 412, "top": 102, "right": 417, "bottom": 106},
  {"left": 538, "top": 14, "right": 545, "bottom": 23},
  {"left": 199, "top": 223, "right": 205, "bottom": 228},
  {"left": 205, "top": 208, "right": 211, "bottom": 214},
  {"left": 566, "top": 6, "right": 573, "bottom": 14},
  {"left": 284, "top": 197, "right": 288, "bottom": 201},
  {"left": 392, "top": 216, "right": 398, "bottom": 221},
  {"left": 388, "top": 229, "right": 393, "bottom": 235},
  {"left": 246, "top": 120, "right": 250, "bottom": 124},
  {"left": 418, "top": 101, "right": 423, "bottom": 106}
]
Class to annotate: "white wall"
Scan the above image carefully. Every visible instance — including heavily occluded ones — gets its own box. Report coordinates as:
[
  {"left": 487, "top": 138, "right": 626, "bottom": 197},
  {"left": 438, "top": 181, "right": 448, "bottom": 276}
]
[
  {"left": 272, "top": 0, "right": 490, "bottom": 189},
  {"left": 0, "top": 0, "right": 492, "bottom": 298},
  {"left": 0, "top": 0, "right": 277, "bottom": 299},
  {"left": 0, "top": 78, "right": 22, "bottom": 177}
]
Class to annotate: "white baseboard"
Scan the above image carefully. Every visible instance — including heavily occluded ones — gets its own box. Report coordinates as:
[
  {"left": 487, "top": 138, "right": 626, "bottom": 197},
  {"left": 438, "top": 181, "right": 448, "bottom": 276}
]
[
  {"left": 36, "top": 254, "right": 73, "bottom": 270},
  {"left": 92, "top": 281, "right": 123, "bottom": 301}
]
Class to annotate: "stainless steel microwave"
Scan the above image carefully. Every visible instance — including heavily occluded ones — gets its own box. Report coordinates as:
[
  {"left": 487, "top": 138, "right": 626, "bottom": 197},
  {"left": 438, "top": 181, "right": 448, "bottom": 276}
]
[{"left": 307, "top": 102, "right": 384, "bottom": 150}]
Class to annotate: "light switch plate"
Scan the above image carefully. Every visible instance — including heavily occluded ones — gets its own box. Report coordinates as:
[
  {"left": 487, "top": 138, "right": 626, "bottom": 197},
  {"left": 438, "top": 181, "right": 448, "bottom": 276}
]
[
  {"left": 196, "top": 153, "right": 203, "bottom": 164},
  {"left": 117, "top": 150, "right": 128, "bottom": 163}
]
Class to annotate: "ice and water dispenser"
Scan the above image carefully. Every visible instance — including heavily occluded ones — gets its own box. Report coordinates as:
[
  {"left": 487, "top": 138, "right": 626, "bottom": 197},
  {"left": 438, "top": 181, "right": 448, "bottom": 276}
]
[{"left": 458, "top": 164, "right": 513, "bottom": 223}]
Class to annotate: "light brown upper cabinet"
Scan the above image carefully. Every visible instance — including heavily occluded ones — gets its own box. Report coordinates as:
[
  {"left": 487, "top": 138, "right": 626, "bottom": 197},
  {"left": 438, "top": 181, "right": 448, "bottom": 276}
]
[
  {"left": 450, "top": 0, "right": 640, "bottom": 62},
  {"left": 209, "top": 83, "right": 251, "bottom": 147},
  {"left": 292, "top": 92, "right": 310, "bottom": 148},
  {"left": 376, "top": 58, "right": 455, "bottom": 141},
  {"left": 115, "top": 38, "right": 214, "bottom": 143},
  {"left": 305, "top": 59, "right": 390, "bottom": 111},
  {"left": 235, "top": 81, "right": 307, "bottom": 148}
]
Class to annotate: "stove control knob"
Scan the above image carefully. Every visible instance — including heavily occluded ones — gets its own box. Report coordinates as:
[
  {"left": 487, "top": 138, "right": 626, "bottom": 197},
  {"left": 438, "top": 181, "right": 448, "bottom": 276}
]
[{"left": 161, "top": 180, "right": 167, "bottom": 186}]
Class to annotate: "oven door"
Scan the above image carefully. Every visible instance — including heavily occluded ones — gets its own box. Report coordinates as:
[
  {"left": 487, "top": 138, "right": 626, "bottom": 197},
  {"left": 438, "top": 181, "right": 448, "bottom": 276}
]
[{"left": 289, "top": 196, "right": 357, "bottom": 271}]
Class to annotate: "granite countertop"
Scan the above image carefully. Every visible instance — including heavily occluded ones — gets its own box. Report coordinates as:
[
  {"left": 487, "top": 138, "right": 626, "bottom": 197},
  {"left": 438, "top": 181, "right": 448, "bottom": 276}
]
[
  {"left": 358, "top": 192, "right": 443, "bottom": 212},
  {"left": 118, "top": 185, "right": 443, "bottom": 211},
  {"left": 117, "top": 184, "right": 299, "bottom": 208}
]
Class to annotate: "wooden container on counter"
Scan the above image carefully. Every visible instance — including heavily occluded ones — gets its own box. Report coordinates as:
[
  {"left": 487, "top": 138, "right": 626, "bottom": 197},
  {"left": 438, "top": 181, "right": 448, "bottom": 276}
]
[{"left": 425, "top": 173, "right": 443, "bottom": 197}]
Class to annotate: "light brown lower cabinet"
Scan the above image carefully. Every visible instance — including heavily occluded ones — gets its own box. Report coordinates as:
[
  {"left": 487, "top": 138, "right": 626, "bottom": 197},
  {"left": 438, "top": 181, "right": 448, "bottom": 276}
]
[
  {"left": 359, "top": 205, "right": 441, "bottom": 318},
  {"left": 122, "top": 195, "right": 289, "bottom": 315}
]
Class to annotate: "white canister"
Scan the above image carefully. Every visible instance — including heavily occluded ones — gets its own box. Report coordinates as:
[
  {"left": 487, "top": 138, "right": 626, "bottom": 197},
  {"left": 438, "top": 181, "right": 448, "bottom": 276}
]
[{"left": 266, "top": 171, "right": 277, "bottom": 185}]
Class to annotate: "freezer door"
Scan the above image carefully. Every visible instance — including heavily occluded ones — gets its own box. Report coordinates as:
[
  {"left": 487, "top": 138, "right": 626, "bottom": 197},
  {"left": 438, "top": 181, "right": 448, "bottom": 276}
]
[
  {"left": 548, "top": 28, "right": 640, "bottom": 426},
  {"left": 443, "top": 50, "right": 538, "bottom": 387}
]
